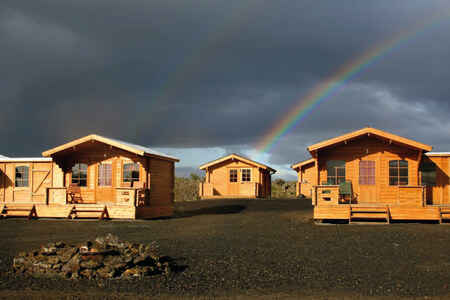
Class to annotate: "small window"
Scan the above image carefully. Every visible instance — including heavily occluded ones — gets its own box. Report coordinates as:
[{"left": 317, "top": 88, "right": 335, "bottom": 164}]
[
  {"left": 98, "top": 164, "right": 112, "bottom": 186},
  {"left": 123, "top": 163, "right": 140, "bottom": 184},
  {"left": 72, "top": 163, "right": 87, "bottom": 187},
  {"left": 359, "top": 161, "right": 375, "bottom": 185},
  {"left": 241, "top": 169, "right": 251, "bottom": 182},
  {"left": 389, "top": 160, "right": 408, "bottom": 186},
  {"left": 229, "top": 169, "right": 237, "bottom": 182},
  {"left": 327, "top": 160, "right": 345, "bottom": 185},
  {"left": 15, "top": 166, "right": 29, "bottom": 187},
  {"left": 420, "top": 162, "right": 437, "bottom": 186}
]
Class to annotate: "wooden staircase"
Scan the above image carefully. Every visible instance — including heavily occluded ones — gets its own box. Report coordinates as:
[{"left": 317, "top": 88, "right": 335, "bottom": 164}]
[
  {"left": 438, "top": 207, "right": 450, "bottom": 224},
  {"left": 0, "top": 204, "right": 37, "bottom": 220},
  {"left": 67, "top": 205, "right": 109, "bottom": 220},
  {"left": 350, "top": 206, "right": 390, "bottom": 224}
]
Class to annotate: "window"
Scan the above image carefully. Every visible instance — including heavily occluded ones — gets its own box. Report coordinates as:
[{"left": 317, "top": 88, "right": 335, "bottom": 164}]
[
  {"left": 71, "top": 164, "right": 87, "bottom": 187},
  {"left": 123, "top": 163, "right": 140, "bottom": 184},
  {"left": 98, "top": 164, "right": 112, "bottom": 186},
  {"left": 327, "top": 160, "right": 345, "bottom": 185},
  {"left": 359, "top": 161, "right": 375, "bottom": 185},
  {"left": 15, "top": 166, "right": 29, "bottom": 187},
  {"left": 241, "top": 169, "right": 251, "bottom": 182},
  {"left": 229, "top": 169, "right": 237, "bottom": 182},
  {"left": 389, "top": 160, "right": 408, "bottom": 186},
  {"left": 420, "top": 162, "right": 437, "bottom": 186}
]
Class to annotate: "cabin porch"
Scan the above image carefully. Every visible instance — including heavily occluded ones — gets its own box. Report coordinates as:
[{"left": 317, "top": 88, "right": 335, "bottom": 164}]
[
  {"left": 312, "top": 185, "right": 450, "bottom": 223},
  {"left": 0, "top": 186, "right": 172, "bottom": 220}
]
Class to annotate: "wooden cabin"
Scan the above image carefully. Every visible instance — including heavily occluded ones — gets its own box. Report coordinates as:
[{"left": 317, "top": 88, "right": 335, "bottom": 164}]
[
  {"left": 292, "top": 127, "right": 450, "bottom": 223},
  {"left": 199, "top": 153, "right": 276, "bottom": 198},
  {"left": 0, "top": 135, "right": 179, "bottom": 220}
]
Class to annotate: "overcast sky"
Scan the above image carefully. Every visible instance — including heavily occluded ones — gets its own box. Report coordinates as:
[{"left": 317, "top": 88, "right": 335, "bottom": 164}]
[{"left": 1, "top": 1, "right": 450, "bottom": 180}]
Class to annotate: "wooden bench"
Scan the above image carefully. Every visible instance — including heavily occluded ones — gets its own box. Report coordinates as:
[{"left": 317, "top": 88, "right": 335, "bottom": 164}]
[
  {"left": 0, "top": 204, "right": 37, "bottom": 220},
  {"left": 67, "top": 205, "right": 109, "bottom": 220}
]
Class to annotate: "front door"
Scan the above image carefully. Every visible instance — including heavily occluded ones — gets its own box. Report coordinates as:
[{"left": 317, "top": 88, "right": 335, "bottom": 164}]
[
  {"left": 96, "top": 162, "right": 115, "bottom": 203},
  {"left": 32, "top": 163, "right": 52, "bottom": 203},
  {"left": 228, "top": 168, "right": 239, "bottom": 195},
  {"left": 358, "top": 160, "right": 378, "bottom": 204}
]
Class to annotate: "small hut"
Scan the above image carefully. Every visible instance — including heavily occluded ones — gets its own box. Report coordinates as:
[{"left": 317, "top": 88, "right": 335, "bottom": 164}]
[
  {"left": 199, "top": 153, "right": 276, "bottom": 198},
  {"left": 292, "top": 127, "right": 450, "bottom": 223},
  {"left": 0, "top": 134, "right": 179, "bottom": 219}
]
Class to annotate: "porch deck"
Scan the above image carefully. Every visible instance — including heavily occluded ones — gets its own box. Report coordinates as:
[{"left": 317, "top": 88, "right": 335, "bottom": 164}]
[
  {"left": 0, "top": 203, "right": 173, "bottom": 220},
  {"left": 314, "top": 204, "right": 450, "bottom": 223}
]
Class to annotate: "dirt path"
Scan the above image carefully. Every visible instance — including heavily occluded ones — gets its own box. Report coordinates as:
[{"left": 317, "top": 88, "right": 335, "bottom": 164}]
[{"left": 1, "top": 199, "right": 449, "bottom": 299}]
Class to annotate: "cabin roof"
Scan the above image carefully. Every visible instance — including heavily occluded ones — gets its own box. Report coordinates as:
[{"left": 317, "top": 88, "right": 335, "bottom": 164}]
[
  {"left": 307, "top": 127, "right": 433, "bottom": 156},
  {"left": 199, "top": 153, "right": 276, "bottom": 173},
  {"left": 42, "top": 134, "right": 179, "bottom": 162},
  {"left": 425, "top": 152, "right": 450, "bottom": 157},
  {"left": 291, "top": 158, "right": 315, "bottom": 170},
  {"left": 0, "top": 157, "right": 52, "bottom": 162}
]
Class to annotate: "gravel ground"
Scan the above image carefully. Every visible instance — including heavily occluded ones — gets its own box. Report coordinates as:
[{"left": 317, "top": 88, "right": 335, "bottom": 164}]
[{"left": 0, "top": 198, "right": 449, "bottom": 299}]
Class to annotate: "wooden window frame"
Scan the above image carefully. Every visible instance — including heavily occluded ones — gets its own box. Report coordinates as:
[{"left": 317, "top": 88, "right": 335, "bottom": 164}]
[
  {"left": 420, "top": 162, "right": 437, "bottom": 187},
  {"left": 359, "top": 161, "right": 375, "bottom": 185},
  {"left": 389, "top": 160, "right": 408, "bottom": 186},
  {"left": 241, "top": 168, "right": 251, "bottom": 182},
  {"left": 229, "top": 169, "right": 237, "bottom": 183},
  {"left": 71, "top": 163, "right": 88, "bottom": 187},
  {"left": 15, "top": 164, "right": 30, "bottom": 188},
  {"left": 326, "top": 160, "right": 346, "bottom": 185},
  {"left": 123, "top": 162, "right": 140, "bottom": 185}
]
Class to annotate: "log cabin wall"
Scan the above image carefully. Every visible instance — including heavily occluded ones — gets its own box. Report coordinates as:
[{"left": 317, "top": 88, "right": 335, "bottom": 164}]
[
  {"left": 0, "top": 161, "right": 58, "bottom": 203},
  {"left": 316, "top": 137, "right": 421, "bottom": 205},
  {"left": 207, "top": 159, "right": 260, "bottom": 197},
  {"left": 422, "top": 155, "right": 450, "bottom": 205},
  {"left": 298, "top": 162, "right": 316, "bottom": 197},
  {"left": 148, "top": 157, "right": 175, "bottom": 206},
  {"left": 51, "top": 141, "right": 149, "bottom": 205}
]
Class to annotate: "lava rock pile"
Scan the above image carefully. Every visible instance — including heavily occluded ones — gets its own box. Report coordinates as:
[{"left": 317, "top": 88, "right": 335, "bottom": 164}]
[{"left": 12, "top": 234, "right": 173, "bottom": 279}]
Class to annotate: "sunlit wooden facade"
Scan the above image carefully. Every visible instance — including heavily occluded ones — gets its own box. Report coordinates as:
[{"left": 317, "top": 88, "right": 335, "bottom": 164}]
[
  {"left": 0, "top": 135, "right": 179, "bottom": 219},
  {"left": 292, "top": 127, "right": 450, "bottom": 223},
  {"left": 199, "top": 154, "right": 276, "bottom": 198}
]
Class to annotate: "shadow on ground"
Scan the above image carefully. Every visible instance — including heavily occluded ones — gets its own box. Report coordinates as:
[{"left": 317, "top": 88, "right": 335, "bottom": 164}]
[{"left": 173, "top": 205, "right": 246, "bottom": 218}]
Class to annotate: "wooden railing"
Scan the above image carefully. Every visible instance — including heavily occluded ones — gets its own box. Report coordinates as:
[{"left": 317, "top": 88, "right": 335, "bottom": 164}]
[
  {"left": 397, "top": 186, "right": 425, "bottom": 206},
  {"left": 313, "top": 185, "right": 339, "bottom": 206},
  {"left": 46, "top": 187, "right": 67, "bottom": 204}
]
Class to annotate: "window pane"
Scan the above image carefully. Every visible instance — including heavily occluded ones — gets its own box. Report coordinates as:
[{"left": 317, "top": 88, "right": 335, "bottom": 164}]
[
  {"left": 337, "top": 168, "right": 345, "bottom": 177},
  {"left": 327, "top": 167, "right": 336, "bottom": 177},
  {"left": 389, "top": 160, "right": 398, "bottom": 167},
  {"left": 399, "top": 168, "right": 408, "bottom": 177},
  {"left": 399, "top": 160, "right": 408, "bottom": 167},
  {"left": 336, "top": 160, "right": 345, "bottom": 168},
  {"left": 389, "top": 168, "right": 398, "bottom": 177}
]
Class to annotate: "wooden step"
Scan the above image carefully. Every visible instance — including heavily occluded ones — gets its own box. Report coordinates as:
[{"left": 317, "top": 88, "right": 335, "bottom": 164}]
[
  {"left": 1, "top": 204, "right": 37, "bottom": 220},
  {"left": 439, "top": 208, "right": 450, "bottom": 224},
  {"left": 67, "top": 205, "right": 109, "bottom": 220},
  {"left": 350, "top": 206, "right": 390, "bottom": 224}
]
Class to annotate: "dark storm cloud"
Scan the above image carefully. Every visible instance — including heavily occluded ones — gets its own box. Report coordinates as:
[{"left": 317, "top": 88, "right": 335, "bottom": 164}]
[{"left": 1, "top": 0, "right": 450, "bottom": 175}]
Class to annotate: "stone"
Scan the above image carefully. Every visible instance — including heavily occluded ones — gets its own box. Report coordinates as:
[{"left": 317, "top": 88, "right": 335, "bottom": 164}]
[
  {"left": 122, "top": 268, "right": 139, "bottom": 277},
  {"left": 12, "top": 235, "right": 175, "bottom": 280}
]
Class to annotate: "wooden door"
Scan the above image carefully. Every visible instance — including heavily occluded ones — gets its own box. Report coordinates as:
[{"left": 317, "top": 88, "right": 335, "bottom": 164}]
[
  {"left": 32, "top": 163, "right": 52, "bottom": 203},
  {"left": 228, "top": 168, "right": 239, "bottom": 195},
  {"left": 357, "top": 161, "right": 378, "bottom": 204},
  {"left": 96, "top": 162, "right": 115, "bottom": 203}
]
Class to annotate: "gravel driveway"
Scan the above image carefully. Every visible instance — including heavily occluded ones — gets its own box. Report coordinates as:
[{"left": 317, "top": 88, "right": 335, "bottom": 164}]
[{"left": 0, "top": 198, "right": 449, "bottom": 299}]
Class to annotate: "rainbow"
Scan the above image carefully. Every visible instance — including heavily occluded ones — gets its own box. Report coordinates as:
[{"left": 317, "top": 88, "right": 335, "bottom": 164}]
[{"left": 254, "top": 9, "right": 450, "bottom": 157}]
